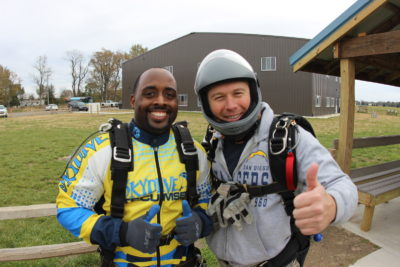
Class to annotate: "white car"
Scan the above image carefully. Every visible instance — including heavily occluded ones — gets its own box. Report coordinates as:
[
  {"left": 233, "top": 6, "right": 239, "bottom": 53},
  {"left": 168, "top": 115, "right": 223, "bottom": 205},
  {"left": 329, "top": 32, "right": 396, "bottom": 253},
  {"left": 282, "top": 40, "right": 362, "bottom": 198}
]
[
  {"left": 45, "top": 104, "right": 58, "bottom": 111},
  {"left": 0, "top": 105, "right": 8, "bottom": 118}
]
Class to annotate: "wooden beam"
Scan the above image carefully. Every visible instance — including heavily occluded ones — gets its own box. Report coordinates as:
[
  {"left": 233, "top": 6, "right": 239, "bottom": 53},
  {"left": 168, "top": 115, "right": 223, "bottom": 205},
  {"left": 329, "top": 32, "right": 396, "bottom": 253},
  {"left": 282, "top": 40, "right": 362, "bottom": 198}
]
[
  {"left": 370, "top": 2, "right": 400, "bottom": 34},
  {"left": 0, "top": 204, "right": 56, "bottom": 221},
  {"left": 335, "top": 30, "right": 400, "bottom": 58},
  {"left": 356, "top": 54, "right": 400, "bottom": 70},
  {"left": 333, "top": 135, "right": 400, "bottom": 149},
  {"left": 0, "top": 241, "right": 97, "bottom": 262},
  {"left": 293, "top": 0, "right": 388, "bottom": 72},
  {"left": 385, "top": 71, "right": 400, "bottom": 83},
  {"left": 337, "top": 59, "right": 355, "bottom": 174}
]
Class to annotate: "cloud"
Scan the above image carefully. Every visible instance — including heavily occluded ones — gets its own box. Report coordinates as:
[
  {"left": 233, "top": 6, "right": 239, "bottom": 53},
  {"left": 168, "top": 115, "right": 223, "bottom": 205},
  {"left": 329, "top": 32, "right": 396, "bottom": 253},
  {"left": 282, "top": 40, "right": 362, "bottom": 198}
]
[{"left": 1, "top": 0, "right": 397, "bottom": 101}]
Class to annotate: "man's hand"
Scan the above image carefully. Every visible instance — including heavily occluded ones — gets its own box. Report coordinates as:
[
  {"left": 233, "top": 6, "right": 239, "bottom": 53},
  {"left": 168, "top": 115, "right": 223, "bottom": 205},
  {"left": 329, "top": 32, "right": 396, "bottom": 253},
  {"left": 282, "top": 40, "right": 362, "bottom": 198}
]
[
  {"left": 124, "top": 205, "right": 162, "bottom": 253},
  {"left": 175, "top": 200, "right": 203, "bottom": 246},
  {"left": 293, "top": 163, "right": 337, "bottom": 235}
]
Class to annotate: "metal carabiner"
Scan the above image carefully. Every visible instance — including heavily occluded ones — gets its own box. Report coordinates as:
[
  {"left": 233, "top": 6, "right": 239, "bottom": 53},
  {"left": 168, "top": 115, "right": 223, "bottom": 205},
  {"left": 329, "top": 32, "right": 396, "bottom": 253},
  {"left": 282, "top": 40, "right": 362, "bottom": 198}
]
[{"left": 269, "top": 128, "right": 288, "bottom": 155}]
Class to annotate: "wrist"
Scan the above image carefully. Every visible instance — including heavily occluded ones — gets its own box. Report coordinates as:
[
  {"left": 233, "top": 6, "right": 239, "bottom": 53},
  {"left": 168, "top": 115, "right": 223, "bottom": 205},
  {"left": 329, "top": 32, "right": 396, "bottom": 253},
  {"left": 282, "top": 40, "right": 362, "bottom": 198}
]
[
  {"left": 119, "top": 221, "right": 129, "bottom": 246},
  {"left": 193, "top": 207, "right": 213, "bottom": 237},
  {"left": 326, "top": 193, "right": 337, "bottom": 223}
]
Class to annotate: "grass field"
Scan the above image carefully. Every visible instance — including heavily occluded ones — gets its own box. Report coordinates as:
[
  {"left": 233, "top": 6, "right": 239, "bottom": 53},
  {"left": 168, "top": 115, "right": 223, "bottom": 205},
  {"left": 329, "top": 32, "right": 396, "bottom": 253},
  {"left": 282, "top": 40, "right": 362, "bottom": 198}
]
[{"left": 0, "top": 108, "right": 399, "bottom": 266}]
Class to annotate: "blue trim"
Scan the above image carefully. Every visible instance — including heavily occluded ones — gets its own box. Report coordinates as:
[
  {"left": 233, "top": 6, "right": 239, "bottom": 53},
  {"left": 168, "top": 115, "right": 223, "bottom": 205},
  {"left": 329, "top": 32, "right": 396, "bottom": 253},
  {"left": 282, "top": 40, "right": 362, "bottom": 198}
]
[
  {"left": 289, "top": 0, "right": 373, "bottom": 66},
  {"left": 57, "top": 207, "right": 94, "bottom": 237}
]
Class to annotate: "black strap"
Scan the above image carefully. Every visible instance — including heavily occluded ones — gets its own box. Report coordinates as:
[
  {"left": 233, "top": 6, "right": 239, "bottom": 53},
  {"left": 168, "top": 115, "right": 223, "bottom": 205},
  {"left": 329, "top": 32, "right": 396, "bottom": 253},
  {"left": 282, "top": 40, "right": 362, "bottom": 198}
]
[
  {"left": 99, "top": 119, "right": 134, "bottom": 265},
  {"left": 109, "top": 119, "right": 133, "bottom": 219},
  {"left": 98, "top": 247, "right": 116, "bottom": 267},
  {"left": 172, "top": 121, "right": 199, "bottom": 207}
]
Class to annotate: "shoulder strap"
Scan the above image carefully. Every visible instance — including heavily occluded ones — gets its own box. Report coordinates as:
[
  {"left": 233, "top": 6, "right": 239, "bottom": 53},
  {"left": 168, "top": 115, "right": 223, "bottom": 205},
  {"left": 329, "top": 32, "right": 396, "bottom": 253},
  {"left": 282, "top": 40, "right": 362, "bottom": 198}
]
[
  {"left": 171, "top": 121, "right": 199, "bottom": 207},
  {"left": 108, "top": 118, "right": 133, "bottom": 219},
  {"left": 268, "top": 113, "right": 316, "bottom": 215},
  {"left": 201, "top": 124, "right": 218, "bottom": 162}
]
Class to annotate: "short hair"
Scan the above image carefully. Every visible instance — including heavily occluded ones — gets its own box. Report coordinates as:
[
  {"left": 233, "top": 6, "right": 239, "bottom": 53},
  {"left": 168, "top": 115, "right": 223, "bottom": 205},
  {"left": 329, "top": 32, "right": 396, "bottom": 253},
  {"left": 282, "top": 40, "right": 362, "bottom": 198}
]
[
  {"left": 131, "top": 67, "right": 165, "bottom": 95},
  {"left": 132, "top": 72, "right": 143, "bottom": 95}
]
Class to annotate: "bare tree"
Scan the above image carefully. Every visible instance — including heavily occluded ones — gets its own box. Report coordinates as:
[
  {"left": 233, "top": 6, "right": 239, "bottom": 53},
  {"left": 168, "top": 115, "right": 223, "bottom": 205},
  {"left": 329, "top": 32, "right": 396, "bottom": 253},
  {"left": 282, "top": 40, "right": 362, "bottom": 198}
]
[
  {"left": 33, "top": 55, "right": 52, "bottom": 105},
  {"left": 66, "top": 50, "right": 89, "bottom": 96}
]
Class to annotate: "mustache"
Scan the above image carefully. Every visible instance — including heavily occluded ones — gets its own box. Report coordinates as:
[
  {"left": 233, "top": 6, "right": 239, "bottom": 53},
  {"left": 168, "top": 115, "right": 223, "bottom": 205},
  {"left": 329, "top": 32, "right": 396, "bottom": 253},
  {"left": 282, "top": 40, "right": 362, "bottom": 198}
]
[{"left": 148, "top": 104, "right": 171, "bottom": 113}]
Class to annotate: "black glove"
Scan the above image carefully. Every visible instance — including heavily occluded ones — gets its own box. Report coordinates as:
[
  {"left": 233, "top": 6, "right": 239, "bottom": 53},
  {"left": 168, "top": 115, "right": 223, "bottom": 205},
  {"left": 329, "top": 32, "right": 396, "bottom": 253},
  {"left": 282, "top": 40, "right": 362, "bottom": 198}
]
[
  {"left": 124, "top": 204, "right": 162, "bottom": 253},
  {"left": 175, "top": 200, "right": 203, "bottom": 246}
]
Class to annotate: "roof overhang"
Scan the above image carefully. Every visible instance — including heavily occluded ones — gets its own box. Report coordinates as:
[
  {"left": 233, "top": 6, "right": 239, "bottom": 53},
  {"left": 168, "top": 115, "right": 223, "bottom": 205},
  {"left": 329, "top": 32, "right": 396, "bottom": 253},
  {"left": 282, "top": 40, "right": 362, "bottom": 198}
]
[{"left": 290, "top": 0, "right": 400, "bottom": 87}]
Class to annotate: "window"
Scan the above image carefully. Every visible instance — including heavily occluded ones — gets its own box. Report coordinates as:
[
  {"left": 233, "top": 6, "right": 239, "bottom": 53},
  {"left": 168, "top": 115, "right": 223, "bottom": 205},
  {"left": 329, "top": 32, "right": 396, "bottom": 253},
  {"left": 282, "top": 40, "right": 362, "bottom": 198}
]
[
  {"left": 315, "top": 95, "right": 321, "bottom": 107},
  {"left": 178, "top": 94, "right": 188, "bottom": 106},
  {"left": 261, "top": 57, "right": 276, "bottom": 71},
  {"left": 326, "top": 97, "right": 330, "bottom": 107},
  {"left": 163, "top": 65, "right": 173, "bottom": 74},
  {"left": 331, "top": 97, "right": 335, "bottom": 107}
]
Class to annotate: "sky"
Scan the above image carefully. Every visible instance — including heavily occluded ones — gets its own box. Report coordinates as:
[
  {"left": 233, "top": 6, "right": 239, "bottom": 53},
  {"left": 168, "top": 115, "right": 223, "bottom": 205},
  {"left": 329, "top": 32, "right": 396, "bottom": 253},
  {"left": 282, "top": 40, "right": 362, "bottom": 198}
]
[{"left": 1, "top": 0, "right": 398, "bottom": 102}]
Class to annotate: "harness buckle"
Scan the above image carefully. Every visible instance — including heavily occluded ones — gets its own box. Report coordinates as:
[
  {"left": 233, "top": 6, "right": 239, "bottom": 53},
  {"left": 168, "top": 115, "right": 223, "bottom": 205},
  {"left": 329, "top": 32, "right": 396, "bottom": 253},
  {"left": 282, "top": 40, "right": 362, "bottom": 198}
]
[
  {"left": 159, "top": 232, "right": 175, "bottom": 246},
  {"left": 269, "top": 117, "right": 291, "bottom": 155},
  {"left": 113, "top": 146, "right": 132, "bottom": 163},
  {"left": 270, "top": 128, "right": 288, "bottom": 155},
  {"left": 180, "top": 142, "right": 197, "bottom": 156}
]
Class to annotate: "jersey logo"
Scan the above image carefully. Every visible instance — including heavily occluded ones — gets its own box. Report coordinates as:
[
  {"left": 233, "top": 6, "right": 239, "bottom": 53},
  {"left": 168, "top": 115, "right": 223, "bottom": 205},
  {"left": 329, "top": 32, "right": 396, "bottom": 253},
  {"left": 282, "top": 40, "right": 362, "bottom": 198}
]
[{"left": 248, "top": 150, "right": 267, "bottom": 159}]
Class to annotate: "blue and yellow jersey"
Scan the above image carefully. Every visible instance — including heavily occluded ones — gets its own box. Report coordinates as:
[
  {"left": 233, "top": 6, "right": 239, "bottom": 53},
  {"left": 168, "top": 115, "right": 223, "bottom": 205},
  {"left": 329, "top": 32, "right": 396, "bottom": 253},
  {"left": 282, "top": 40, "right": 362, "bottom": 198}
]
[{"left": 56, "top": 127, "right": 211, "bottom": 267}]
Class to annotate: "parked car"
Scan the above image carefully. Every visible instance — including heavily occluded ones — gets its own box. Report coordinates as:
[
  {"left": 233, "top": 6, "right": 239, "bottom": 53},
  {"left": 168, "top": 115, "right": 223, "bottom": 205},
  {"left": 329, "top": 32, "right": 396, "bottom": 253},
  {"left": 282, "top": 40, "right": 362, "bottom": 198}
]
[
  {"left": 0, "top": 105, "right": 8, "bottom": 118},
  {"left": 68, "top": 101, "right": 88, "bottom": 111},
  {"left": 101, "top": 100, "right": 119, "bottom": 107},
  {"left": 45, "top": 104, "right": 58, "bottom": 111}
]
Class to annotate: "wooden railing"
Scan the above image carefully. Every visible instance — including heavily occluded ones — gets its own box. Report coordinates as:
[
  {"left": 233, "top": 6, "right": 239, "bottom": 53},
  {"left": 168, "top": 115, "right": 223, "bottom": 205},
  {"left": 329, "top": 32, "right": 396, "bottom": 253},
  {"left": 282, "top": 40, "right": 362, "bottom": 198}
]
[
  {"left": 0, "top": 204, "right": 97, "bottom": 262},
  {"left": 331, "top": 135, "right": 400, "bottom": 231}
]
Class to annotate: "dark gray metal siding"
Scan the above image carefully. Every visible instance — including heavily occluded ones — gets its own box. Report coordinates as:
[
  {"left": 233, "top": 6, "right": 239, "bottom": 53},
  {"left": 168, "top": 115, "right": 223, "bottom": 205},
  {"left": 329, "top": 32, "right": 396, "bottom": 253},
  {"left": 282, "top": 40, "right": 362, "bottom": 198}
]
[
  {"left": 311, "top": 74, "right": 340, "bottom": 116},
  {"left": 122, "top": 32, "right": 339, "bottom": 116}
]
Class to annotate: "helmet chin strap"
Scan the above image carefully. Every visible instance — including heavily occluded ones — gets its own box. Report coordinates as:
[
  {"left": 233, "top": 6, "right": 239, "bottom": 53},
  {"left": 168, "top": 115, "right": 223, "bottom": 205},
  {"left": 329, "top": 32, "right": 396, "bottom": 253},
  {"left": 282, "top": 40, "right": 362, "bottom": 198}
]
[{"left": 223, "top": 108, "right": 264, "bottom": 142}]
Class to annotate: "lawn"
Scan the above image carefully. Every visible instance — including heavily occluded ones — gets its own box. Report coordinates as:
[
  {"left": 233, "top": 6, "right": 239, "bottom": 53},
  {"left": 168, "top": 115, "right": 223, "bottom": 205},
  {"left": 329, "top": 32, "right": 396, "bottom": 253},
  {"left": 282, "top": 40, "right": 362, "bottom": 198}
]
[{"left": 0, "top": 109, "right": 399, "bottom": 266}]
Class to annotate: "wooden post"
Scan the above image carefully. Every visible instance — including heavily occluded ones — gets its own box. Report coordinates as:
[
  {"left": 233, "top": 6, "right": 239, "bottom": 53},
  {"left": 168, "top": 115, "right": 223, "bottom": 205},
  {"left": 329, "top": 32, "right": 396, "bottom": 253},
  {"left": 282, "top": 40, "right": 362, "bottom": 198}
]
[
  {"left": 337, "top": 59, "right": 355, "bottom": 174},
  {"left": 361, "top": 205, "right": 375, "bottom": 232}
]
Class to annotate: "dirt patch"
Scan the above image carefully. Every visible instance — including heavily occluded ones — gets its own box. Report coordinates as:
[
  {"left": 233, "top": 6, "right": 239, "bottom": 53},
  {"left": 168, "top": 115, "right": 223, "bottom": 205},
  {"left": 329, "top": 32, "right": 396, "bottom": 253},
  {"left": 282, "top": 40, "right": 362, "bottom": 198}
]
[{"left": 305, "top": 225, "right": 380, "bottom": 267}]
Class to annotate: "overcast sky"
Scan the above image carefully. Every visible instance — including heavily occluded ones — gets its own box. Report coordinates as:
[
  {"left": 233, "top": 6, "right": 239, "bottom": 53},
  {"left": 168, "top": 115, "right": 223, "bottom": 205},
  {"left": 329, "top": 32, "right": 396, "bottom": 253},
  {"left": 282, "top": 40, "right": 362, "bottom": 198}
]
[{"left": 1, "top": 0, "right": 398, "bottom": 102}]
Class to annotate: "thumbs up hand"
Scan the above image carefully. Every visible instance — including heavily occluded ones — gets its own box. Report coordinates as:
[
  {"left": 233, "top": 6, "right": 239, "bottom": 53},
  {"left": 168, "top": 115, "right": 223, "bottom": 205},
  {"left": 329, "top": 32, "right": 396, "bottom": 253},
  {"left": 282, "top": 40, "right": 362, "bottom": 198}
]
[
  {"left": 124, "top": 204, "right": 162, "bottom": 253},
  {"left": 175, "top": 200, "right": 203, "bottom": 246},
  {"left": 293, "top": 163, "right": 337, "bottom": 235}
]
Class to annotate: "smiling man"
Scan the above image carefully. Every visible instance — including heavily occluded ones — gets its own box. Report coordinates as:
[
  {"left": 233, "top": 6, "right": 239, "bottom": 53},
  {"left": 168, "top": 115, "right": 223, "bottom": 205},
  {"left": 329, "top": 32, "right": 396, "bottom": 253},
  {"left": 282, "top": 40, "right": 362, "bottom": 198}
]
[
  {"left": 194, "top": 50, "right": 357, "bottom": 267},
  {"left": 56, "top": 67, "right": 213, "bottom": 267},
  {"left": 131, "top": 68, "right": 178, "bottom": 134}
]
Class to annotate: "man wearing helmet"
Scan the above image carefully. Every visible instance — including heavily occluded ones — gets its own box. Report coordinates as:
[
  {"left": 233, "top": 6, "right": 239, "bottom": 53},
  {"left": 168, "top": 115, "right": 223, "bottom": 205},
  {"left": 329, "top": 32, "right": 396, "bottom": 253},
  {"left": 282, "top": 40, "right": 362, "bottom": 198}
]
[{"left": 194, "top": 49, "right": 357, "bottom": 267}]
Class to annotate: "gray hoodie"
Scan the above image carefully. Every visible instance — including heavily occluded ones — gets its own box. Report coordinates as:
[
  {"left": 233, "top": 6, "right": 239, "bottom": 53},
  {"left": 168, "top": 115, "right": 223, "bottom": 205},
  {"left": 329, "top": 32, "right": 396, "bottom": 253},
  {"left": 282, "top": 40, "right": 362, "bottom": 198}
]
[{"left": 206, "top": 102, "right": 358, "bottom": 266}]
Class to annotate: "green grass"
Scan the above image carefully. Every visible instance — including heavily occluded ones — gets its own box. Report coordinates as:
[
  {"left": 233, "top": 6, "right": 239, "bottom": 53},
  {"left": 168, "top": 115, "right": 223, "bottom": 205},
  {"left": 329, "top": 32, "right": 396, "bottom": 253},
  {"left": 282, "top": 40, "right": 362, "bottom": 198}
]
[{"left": 0, "top": 109, "right": 399, "bottom": 266}]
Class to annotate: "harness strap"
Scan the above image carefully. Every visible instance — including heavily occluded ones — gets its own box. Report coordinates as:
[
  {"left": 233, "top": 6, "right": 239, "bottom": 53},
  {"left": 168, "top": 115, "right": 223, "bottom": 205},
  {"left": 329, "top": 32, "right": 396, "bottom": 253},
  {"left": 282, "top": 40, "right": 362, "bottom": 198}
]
[
  {"left": 285, "top": 151, "right": 296, "bottom": 191},
  {"left": 172, "top": 121, "right": 199, "bottom": 207},
  {"left": 109, "top": 119, "right": 133, "bottom": 219},
  {"left": 99, "top": 119, "right": 134, "bottom": 267},
  {"left": 236, "top": 182, "right": 287, "bottom": 198}
]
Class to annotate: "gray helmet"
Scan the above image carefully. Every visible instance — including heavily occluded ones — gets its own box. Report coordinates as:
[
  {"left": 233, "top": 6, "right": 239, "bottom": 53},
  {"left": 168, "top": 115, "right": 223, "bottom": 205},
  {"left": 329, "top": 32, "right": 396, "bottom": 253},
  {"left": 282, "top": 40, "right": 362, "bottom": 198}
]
[{"left": 194, "top": 49, "right": 262, "bottom": 136}]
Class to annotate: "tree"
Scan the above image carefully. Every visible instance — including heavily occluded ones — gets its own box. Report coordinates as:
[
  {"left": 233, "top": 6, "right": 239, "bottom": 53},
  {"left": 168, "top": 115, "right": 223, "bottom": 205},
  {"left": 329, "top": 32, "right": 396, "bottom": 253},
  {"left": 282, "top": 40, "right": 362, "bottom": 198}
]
[
  {"left": 59, "top": 89, "right": 73, "bottom": 102},
  {"left": 66, "top": 50, "right": 89, "bottom": 96},
  {"left": 33, "top": 55, "right": 52, "bottom": 105},
  {"left": 46, "top": 84, "right": 57, "bottom": 105},
  {"left": 0, "top": 65, "right": 23, "bottom": 106},
  {"left": 128, "top": 44, "right": 148, "bottom": 59}
]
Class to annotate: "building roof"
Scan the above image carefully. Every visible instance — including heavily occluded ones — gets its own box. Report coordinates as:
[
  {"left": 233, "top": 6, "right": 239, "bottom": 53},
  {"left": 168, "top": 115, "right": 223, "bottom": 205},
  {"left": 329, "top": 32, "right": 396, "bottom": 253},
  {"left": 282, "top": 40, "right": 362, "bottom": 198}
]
[
  {"left": 290, "top": 0, "right": 400, "bottom": 87},
  {"left": 123, "top": 32, "right": 308, "bottom": 67}
]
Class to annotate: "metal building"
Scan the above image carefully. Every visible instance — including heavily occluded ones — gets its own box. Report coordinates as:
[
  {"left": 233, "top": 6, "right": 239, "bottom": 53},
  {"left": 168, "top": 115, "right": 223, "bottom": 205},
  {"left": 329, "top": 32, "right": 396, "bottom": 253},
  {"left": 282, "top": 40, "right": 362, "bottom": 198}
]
[{"left": 122, "top": 32, "right": 340, "bottom": 116}]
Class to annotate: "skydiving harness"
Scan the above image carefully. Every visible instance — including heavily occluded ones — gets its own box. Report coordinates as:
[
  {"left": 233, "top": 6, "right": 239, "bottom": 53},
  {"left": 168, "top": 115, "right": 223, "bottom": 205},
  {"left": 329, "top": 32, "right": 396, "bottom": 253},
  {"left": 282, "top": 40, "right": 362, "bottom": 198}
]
[
  {"left": 203, "top": 113, "right": 315, "bottom": 199},
  {"left": 94, "top": 118, "right": 203, "bottom": 267},
  {"left": 202, "top": 113, "right": 316, "bottom": 266}
]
